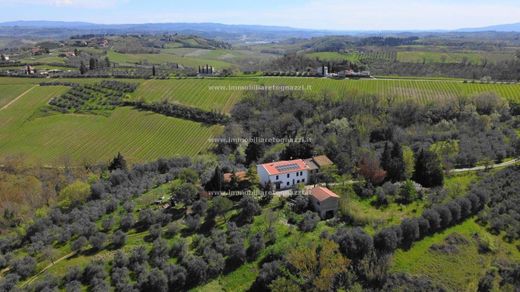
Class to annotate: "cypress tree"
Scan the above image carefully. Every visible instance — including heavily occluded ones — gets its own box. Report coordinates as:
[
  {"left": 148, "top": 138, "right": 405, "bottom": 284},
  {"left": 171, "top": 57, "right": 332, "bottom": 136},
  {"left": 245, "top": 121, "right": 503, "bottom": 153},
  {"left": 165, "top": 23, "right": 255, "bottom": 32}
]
[
  {"left": 79, "top": 61, "right": 87, "bottom": 75},
  {"left": 413, "top": 149, "right": 444, "bottom": 188},
  {"left": 108, "top": 152, "right": 127, "bottom": 172},
  {"left": 381, "top": 142, "right": 392, "bottom": 173},
  {"left": 245, "top": 141, "right": 265, "bottom": 165},
  {"left": 206, "top": 166, "right": 224, "bottom": 191}
]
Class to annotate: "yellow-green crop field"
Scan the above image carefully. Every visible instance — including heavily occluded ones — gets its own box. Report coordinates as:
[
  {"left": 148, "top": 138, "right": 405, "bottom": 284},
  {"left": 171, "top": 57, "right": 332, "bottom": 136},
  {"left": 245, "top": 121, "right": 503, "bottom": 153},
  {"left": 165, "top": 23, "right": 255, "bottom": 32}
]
[
  {"left": 0, "top": 82, "right": 222, "bottom": 166},
  {"left": 132, "top": 77, "right": 520, "bottom": 112}
]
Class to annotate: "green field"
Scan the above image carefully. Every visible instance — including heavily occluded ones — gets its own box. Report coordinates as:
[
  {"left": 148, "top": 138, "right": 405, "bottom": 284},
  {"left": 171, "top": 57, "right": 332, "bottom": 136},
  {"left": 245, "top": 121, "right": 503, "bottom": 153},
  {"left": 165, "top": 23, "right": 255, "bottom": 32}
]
[
  {"left": 305, "top": 51, "right": 359, "bottom": 62},
  {"left": 131, "top": 78, "right": 248, "bottom": 112},
  {"left": 19, "top": 54, "right": 66, "bottom": 64},
  {"left": 397, "top": 51, "right": 515, "bottom": 64},
  {"left": 0, "top": 83, "right": 35, "bottom": 108},
  {"left": 133, "top": 78, "right": 520, "bottom": 111},
  {"left": 0, "top": 85, "right": 222, "bottom": 165},
  {"left": 107, "top": 50, "right": 234, "bottom": 69},
  {"left": 391, "top": 218, "right": 520, "bottom": 291},
  {"left": 163, "top": 47, "right": 270, "bottom": 62},
  {"left": 260, "top": 78, "right": 520, "bottom": 103},
  {"left": 2, "top": 76, "right": 520, "bottom": 165}
]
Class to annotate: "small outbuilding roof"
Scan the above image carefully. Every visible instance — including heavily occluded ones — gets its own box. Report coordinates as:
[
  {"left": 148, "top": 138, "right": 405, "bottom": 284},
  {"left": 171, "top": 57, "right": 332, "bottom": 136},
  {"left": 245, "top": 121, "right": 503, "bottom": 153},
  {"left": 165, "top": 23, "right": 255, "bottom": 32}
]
[
  {"left": 223, "top": 171, "right": 248, "bottom": 183},
  {"left": 312, "top": 155, "right": 334, "bottom": 168},
  {"left": 310, "top": 186, "right": 339, "bottom": 202},
  {"left": 304, "top": 158, "right": 319, "bottom": 170}
]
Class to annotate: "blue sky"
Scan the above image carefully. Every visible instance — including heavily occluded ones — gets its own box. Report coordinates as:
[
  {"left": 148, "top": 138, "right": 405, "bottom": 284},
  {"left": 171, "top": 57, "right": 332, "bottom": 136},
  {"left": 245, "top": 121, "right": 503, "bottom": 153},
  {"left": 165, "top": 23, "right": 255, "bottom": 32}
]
[{"left": 2, "top": 0, "right": 520, "bottom": 30}]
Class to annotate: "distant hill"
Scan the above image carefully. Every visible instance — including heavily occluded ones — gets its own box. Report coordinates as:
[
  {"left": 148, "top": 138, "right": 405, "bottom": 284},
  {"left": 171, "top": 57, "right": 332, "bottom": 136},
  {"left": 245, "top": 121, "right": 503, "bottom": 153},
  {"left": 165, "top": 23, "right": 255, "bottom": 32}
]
[
  {"left": 0, "top": 20, "right": 99, "bottom": 28},
  {"left": 0, "top": 21, "right": 348, "bottom": 42},
  {"left": 458, "top": 22, "right": 520, "bottom": 32},
  {"left": 3, "top": 20, "right": 520, "bottom": 42}
]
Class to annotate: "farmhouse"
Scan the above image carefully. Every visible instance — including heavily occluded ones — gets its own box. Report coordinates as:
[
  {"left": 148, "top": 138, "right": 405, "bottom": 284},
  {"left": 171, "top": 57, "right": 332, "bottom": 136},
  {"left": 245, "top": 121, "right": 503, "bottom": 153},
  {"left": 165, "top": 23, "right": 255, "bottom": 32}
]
[
  {"left": 304, "top": 155, "right": 334, "bottom": 175},
  {"left": 337, "top": 69, "right": 371, "bottom": 78},
  {"left": 31, "top": 47, "right": 44, "bottom": 55},
  {"left": 316, "top": 65, "right": 329, "bottom": 76},
  {"left": 257, "top": 159, "right": 310, "bottom": 190},
  {"left": 309, "top": 186, "right": 339, "bottom": 219},
  {"left": 0, "top": 54, "right": 9, "bottom": 61}
]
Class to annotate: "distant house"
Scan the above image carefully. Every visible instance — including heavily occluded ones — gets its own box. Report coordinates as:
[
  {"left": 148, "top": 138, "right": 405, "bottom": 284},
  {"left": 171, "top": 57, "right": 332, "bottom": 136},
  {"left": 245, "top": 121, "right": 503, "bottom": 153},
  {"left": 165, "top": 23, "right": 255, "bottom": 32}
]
[
  {"left": 304, "top": 155, "right": 334, "bottom": 176},
  {"left": 257, "top": 159, "right": 310, "bottom": 190},
  {"left": 25, "top": 65, "right": 35, "bottom": 75},
  {"left": 0, "top": 54, "right": 9, "bottom": 61},
  {"left": 31, "top": 47, "right": 43, "bottom": 55},
  {"left": 97, "top": 39, "right": 109, "bottom": 48},
  {"left": 337, "top": 70, "right": 371, "bottom": 78},
  {"left": 309, "top": 186, "right": 339, "bottom": 219},
  {"left": 316, "top": 65, "right": 329, "bottom": 76},
  {"left": 59, "top": 51, "right": 76, "bottom": 58}
]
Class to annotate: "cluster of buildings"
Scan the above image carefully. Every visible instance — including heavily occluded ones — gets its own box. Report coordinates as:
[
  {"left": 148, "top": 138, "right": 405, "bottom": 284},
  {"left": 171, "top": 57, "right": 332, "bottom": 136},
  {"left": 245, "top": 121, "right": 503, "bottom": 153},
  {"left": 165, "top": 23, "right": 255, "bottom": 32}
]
[
  {"left": 197, "top": 64, "right": 216, "bottom": 76},
  {"left": 21, "top": 65, "right": 66, "bottom": 76},
  {"left": 256, "top": 155, "right": 339, "bottom": 218},
  {"left": 316, "top": 65, "right": 371, "bottom": 78},
  {"left": 69, "top": 37, "right": 109, "bottom": 48},
  {"left": 0, "top": 54, "right": 9, "bottom": 62},
  {"left": 217, "top": 156, "right": 340, "bottom": 218},
  {"left": 256, "top": 155, "right": 333, "bottom": 190}
]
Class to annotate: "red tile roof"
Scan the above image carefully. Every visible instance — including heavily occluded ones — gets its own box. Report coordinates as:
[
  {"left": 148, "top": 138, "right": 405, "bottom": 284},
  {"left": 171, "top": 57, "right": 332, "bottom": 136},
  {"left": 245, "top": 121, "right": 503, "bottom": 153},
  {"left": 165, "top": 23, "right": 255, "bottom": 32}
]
[
  {"left": 223, "top": 171, "right": 247, "bottom": 183},
  {"left": 260, "top": 159, "right": 309, "bottom": 176},
  {"left": 310, "top": 186, "right": 339, "bottom": 202}
]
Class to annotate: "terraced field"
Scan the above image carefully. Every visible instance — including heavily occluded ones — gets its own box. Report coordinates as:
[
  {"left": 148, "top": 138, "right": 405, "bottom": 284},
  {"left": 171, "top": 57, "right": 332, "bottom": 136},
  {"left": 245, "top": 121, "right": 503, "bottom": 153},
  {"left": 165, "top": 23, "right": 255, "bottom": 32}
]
[{"left": 0, "top": 85, "right": 222, "bottom": 165}]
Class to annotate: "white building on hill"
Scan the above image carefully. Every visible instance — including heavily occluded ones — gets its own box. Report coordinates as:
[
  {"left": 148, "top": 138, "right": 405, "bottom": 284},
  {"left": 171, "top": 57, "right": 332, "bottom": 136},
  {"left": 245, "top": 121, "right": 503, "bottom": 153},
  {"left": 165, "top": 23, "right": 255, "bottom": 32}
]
[{"left": 257, "top": 159, "right": 310, "bottom": 190}]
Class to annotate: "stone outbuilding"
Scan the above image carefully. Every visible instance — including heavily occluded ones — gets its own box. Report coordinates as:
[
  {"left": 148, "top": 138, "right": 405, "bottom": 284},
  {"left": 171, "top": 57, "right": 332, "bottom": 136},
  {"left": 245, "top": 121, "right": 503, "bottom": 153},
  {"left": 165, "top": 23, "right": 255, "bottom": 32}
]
[{"left": 309, "top": 186, "right": 339, "bottom": 219}]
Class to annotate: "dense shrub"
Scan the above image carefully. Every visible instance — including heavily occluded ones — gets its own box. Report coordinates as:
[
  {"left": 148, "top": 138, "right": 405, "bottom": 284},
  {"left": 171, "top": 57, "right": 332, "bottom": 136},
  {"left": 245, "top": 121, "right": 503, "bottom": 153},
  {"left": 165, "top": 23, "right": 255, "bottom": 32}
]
[
  {"left": 299, "top": 211, "right": 320, "bottom": 232},
  {"left": 124, "top": 100, "right": 229, "bottom": 125},
  {"left": 10, "top": 256, "right": 36, "bottom": 279}
]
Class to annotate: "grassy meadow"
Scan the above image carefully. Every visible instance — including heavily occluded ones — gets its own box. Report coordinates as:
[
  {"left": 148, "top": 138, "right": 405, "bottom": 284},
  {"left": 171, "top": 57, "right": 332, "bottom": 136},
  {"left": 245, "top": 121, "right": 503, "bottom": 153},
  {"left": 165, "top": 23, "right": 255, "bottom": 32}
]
[
  {"left": 396, "top": 50, "right": 516, "bottom": 64},
  {"left": 107, "top": 50, "right": 235, "bottom": 69},
  {"left": 391, "top": 218, "right": 520, "bottom": 291}
]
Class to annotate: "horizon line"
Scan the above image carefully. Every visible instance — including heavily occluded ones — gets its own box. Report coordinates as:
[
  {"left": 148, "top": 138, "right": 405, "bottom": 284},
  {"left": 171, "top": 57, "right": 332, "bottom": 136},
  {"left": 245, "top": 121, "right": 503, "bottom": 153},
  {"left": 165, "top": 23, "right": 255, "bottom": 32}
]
[{"left": 0, "top": 19, "right": 518, "bottom": 33}]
